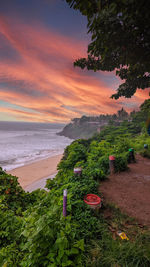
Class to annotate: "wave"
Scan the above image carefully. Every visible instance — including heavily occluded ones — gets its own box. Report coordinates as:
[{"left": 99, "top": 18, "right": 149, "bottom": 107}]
[{"left": 0, "top": 123, "right": 73, "bottom": 171}]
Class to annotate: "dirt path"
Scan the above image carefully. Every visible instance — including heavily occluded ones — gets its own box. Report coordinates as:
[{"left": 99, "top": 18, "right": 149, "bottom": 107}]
[{"left": 100, "top": 155, "right": 150, "bottom": 227}]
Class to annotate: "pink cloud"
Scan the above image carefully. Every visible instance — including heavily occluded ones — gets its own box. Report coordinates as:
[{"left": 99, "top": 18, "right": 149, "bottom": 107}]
[{"left": 0, "top": 16, "right": 148, "bottom": 122}]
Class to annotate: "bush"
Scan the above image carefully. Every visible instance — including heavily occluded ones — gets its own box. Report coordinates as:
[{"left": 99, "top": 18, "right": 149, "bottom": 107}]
[
  {"left": 58, "top": 141, "right": 87, "bottom": 170},
  {"left": 114, "top": 153, "right": 128, "bottom": 172},
  {"left": 140, "top": 149, "right": 150, "bottom": 159},
  {"left": 0, "top": 171, "right": 32, "bottom": 213}
]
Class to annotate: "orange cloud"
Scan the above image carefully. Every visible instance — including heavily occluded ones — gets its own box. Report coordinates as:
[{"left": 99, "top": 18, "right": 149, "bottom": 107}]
[{"left": 0, "top": 16, "right": 148, "bottom": 122}]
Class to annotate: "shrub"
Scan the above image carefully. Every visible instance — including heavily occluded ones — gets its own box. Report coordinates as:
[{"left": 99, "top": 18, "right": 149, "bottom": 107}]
[
  {"left": 58, "top": 141, "right": 87, "bottom": 170},
  {"left": 114, "top": 153, "right": 128, "bottom": 172},
  {"left": 0, "top": 171, "right": 32, "bottom": 213},
  {"left": 140, "top": 149, "right": 150, "bottom": 159}
]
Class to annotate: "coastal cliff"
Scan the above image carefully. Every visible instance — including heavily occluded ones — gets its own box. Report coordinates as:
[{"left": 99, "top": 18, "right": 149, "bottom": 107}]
[{"left": 58, "top": 108, "right": 129, "bottom": 139}]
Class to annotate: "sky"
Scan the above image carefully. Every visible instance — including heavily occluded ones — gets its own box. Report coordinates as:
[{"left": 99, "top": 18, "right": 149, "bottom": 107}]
[{"left": 0, "top": 0, "right": 149, "bottom": 123}]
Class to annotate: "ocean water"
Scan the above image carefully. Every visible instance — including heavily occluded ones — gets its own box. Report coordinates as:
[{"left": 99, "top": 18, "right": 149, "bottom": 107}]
[{"left": 0, "top": 121, "right": 73, "bottom": 171}]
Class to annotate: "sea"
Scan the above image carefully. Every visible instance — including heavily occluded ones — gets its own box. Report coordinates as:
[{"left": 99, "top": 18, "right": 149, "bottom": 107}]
[{"left": 0, "top": 121, "right": 73, "bottom": 171}]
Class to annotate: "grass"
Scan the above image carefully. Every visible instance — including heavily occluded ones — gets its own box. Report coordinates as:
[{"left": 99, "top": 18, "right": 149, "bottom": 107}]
[{"left": 85, "top": 203, "right": 150, "bottom": 267}]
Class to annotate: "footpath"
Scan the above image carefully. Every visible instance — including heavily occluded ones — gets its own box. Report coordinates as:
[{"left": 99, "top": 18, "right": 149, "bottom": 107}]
[{"left": 100, "top": 155, "right": 150, "bottom": 227}]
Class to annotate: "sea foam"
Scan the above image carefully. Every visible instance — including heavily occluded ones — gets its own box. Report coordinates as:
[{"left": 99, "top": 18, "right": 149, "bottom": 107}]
[{"left": 0, "top": 121, "right": 72, "bottom": 171}]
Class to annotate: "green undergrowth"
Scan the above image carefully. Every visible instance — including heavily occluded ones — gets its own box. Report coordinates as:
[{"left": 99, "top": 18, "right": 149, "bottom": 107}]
[
  {"left": 1, "top": 100, "right": 150, "bottom": 266},
  {"left": 86, "top": 203, "right": 150, "bottom": 267},
  {"left": 1, "top": 134, "right": 150, "bottom": 266}
]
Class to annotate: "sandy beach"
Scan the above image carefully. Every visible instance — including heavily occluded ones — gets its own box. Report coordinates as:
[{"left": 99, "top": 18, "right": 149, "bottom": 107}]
[{"left": 8, "top": 154, "right": 63, "bottom": 190}]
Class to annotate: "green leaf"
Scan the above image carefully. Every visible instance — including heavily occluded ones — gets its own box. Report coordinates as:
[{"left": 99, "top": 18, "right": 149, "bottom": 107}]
[
  {"left": 62, "top": 260, "right": 73, "bottom": 267},
  {"left": 74, "top": 239, "right": 84, "bottom": 251}
]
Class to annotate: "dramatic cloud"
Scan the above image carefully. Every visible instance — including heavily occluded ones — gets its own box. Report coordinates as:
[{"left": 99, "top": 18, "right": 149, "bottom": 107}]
[{"left": 0, "top": 16, "right": 149, "bottom": 122}]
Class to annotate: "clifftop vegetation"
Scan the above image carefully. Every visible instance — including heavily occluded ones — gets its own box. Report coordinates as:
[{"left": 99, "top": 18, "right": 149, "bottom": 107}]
[
  {"left": 58, "top": 106, "right": 142, "bottom": 139},
  {"left": 0, "top": 99, "right": 150, "bottom": 266}
]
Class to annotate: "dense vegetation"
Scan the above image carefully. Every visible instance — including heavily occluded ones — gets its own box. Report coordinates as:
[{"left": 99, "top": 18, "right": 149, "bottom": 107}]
[
  {"left": 58, "top": 106, "right": 141, "bottom": 139},
  {"left": 1, "top": 99, "right": 150, "bottom": 266},
  {"left": 66, "top": 0, "right": 150, "bottom": 99}
]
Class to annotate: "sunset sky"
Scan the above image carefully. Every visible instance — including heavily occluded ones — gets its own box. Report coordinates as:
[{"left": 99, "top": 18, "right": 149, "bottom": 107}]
[{"left": 0, "top": 0, "right": 149, "bottom": 123}]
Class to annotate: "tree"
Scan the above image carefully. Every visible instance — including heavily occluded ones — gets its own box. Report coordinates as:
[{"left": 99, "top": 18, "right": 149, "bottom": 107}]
[
  {"left": 80, "top": 115, "right": 89, "bottom": 123},
  {"left": 117, "top": 108, "right": 128, "bottom": 119},
  {"left": 71, "top": 118, "right": 80, "bottom": 124},
  {"left": 140, "top": 99, "right": 150, "bottom": 114},
  {"left": 66, "top": 0, "right": 150, "bottom": 99},
  {"left": 130, "top": 110, "right": 136, "bottom": 118},
  {"left": 111, "top": 113, "right": 117, "bottom": 120}
]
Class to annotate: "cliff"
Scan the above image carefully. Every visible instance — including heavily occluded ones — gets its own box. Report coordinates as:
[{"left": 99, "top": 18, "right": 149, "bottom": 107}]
[{"left": 58, "top": 108, "right": 129, "bottom": 139}]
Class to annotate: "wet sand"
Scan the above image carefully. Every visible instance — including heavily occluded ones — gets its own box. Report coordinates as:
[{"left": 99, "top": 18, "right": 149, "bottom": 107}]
[
  {"left": 8, "top": 154, "right": 63, "bottom": 189},
  {"left": 24, "top": 173, "right": 56, "bottom": 192}
]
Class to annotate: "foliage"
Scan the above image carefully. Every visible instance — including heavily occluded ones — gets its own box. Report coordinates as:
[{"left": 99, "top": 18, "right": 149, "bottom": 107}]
[
  {"left": 0, "top": 206, "right": 23, "bottom": 248},
  {"left": 86, "top": 203, "right": 150, "bottom": 267},
  {"left": 0, "top": 172, "right": 33, "bottom": 214},
  {"left": 58, "top": 107, "right": 129, "bottom": 139},
  {"left": 66, "top": 0, "right": 150, "bottom": 99},
  {"left": 59, "top": 100, "right": 150, "bottom": 140},
  {"left": 1, "top": 100, "right": 150, "bottom": 266},
  {"left": 20, "top": 206, "right": 84, "bottom": 267},
  {"left": 139, "top": 149, "right": 150, "bottom": 159},
  {"left": 58, "top": 140, "right": 87, "bottom": 170}
]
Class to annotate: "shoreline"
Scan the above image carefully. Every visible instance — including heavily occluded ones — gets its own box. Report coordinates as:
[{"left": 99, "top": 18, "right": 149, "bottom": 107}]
[
  {"left": 24, "top": 173, "right": 56, "bottom": 192},
  {"left": 8, "top": 154, "right": 63, "bottom": 190}
]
